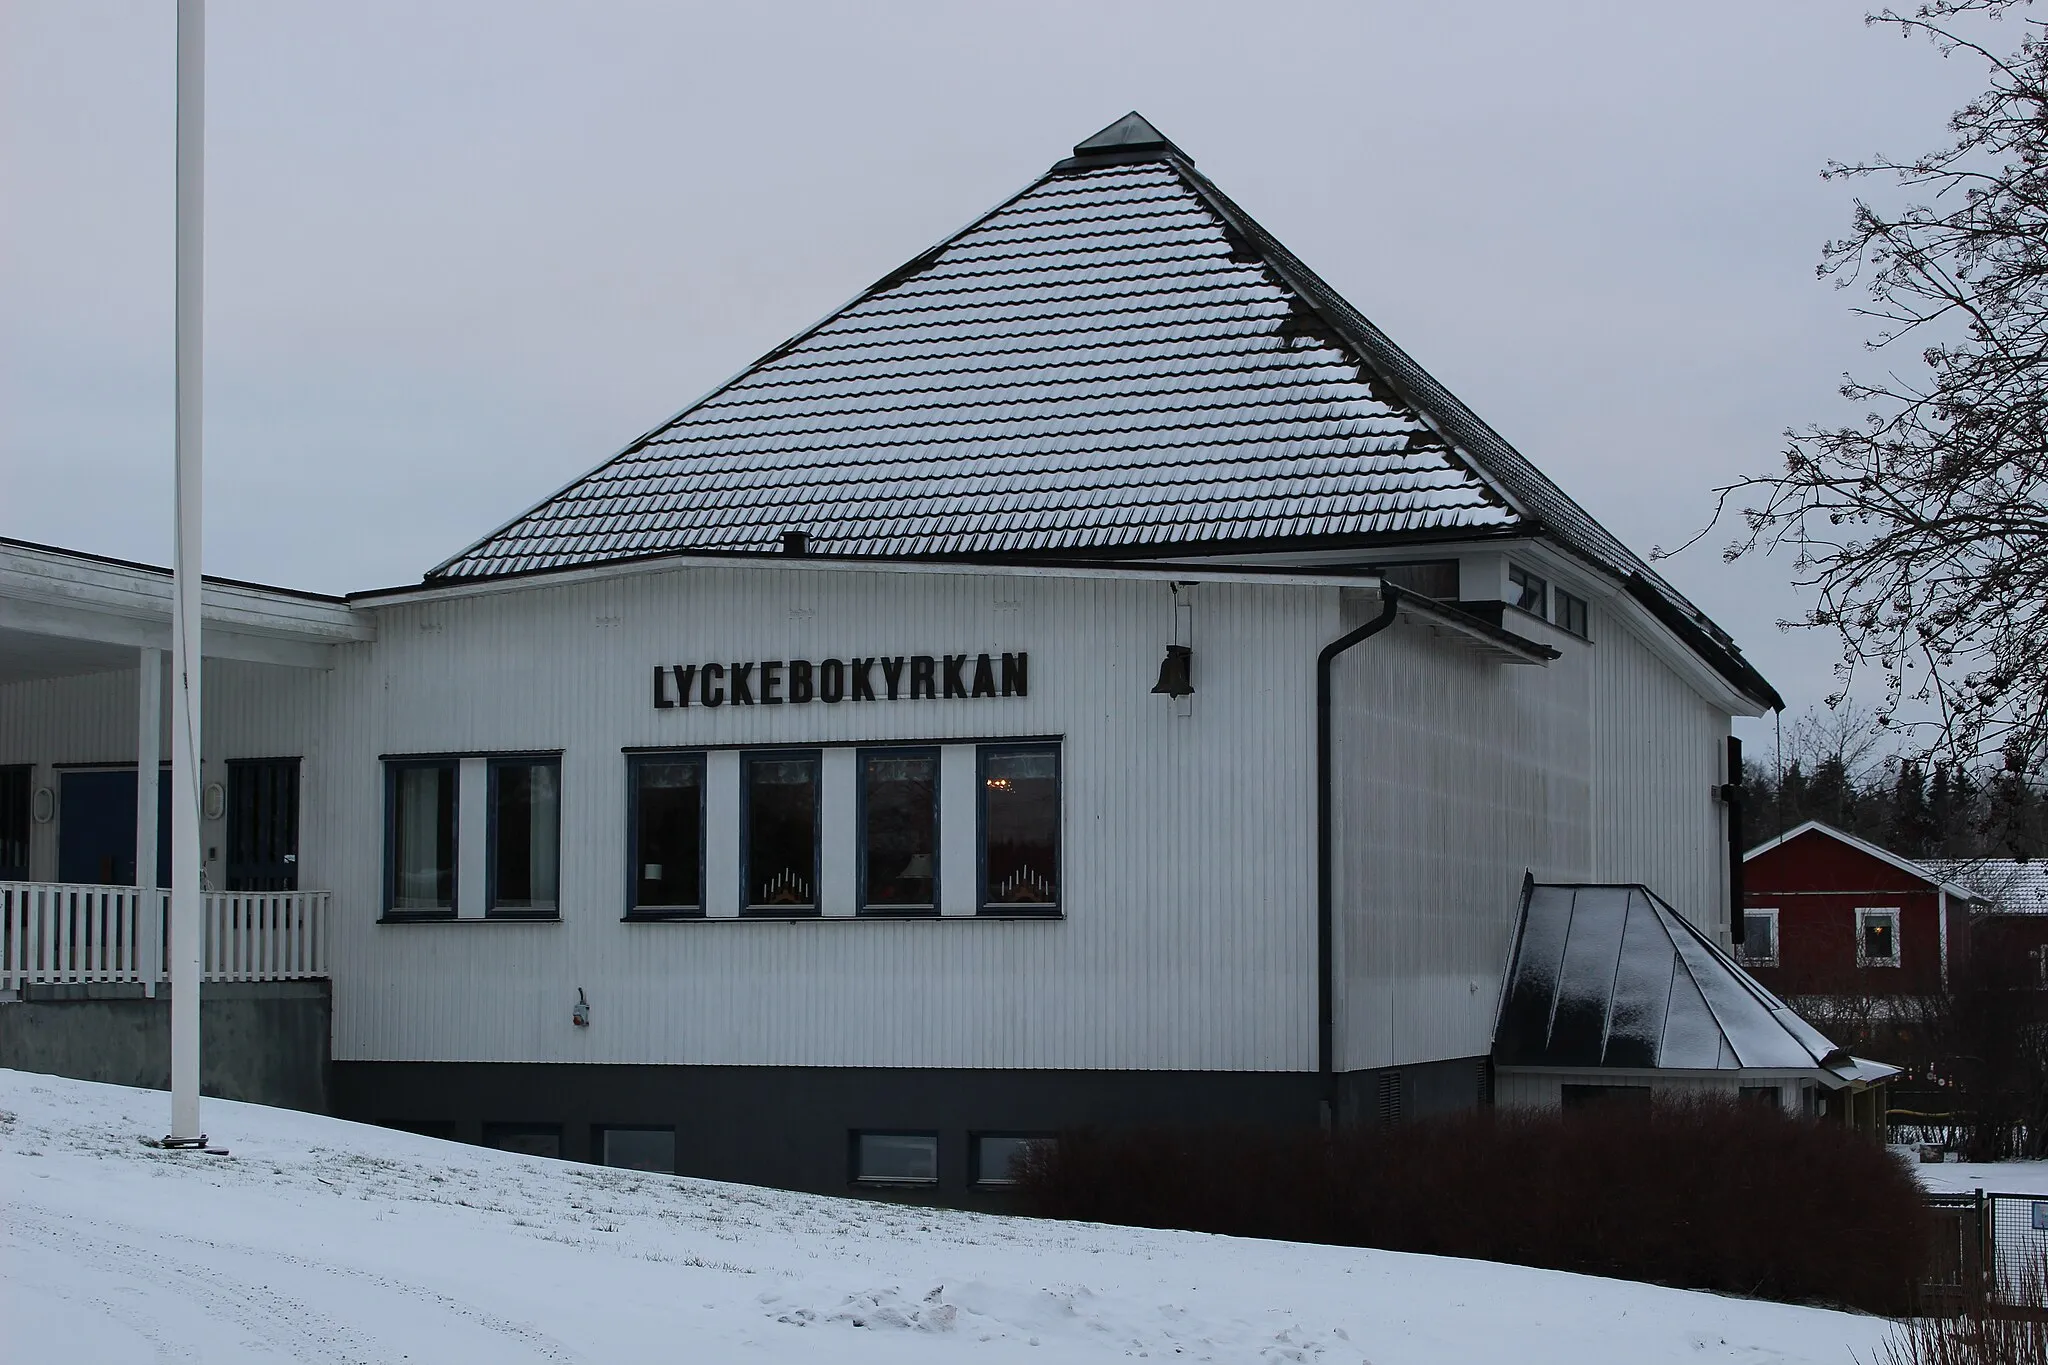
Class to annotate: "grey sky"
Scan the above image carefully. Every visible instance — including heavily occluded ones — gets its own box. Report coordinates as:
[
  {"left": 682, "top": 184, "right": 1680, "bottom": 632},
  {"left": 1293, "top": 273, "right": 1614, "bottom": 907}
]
[{"left": 0, "top": 2, "right": 1993, "bottom": 744}]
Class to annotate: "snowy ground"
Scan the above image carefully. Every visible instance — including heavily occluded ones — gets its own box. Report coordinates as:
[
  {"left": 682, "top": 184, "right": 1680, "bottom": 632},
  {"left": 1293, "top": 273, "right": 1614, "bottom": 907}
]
[
  {"left": 1915, "top": 1158, "right": 2048, "bottom": 1197},
  {"left": 1, "top": 1070, "right": 1896, "bottom": 1364}
]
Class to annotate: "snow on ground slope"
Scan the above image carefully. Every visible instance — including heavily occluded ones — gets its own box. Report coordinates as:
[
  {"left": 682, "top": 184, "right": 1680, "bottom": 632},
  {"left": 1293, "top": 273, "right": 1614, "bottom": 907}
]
[
  {"left": 1, "top": 1070, "right": 1892, "bottom": 1365},
  {"left": 1917, "top": 1159, "right": 2048, "bottom": 1197}
]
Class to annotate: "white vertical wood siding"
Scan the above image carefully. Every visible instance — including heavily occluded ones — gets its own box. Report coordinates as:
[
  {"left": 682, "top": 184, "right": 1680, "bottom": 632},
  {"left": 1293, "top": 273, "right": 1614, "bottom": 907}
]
[
  {"left": 3, "top": 564, "right": 1739, "bottom": 1078},
  {"left": 318, "top": 566, "right": 1327, "bottom": 1071},
  {"left": 1331, "top": 595, "right": 1733, "bottom": 1073}
]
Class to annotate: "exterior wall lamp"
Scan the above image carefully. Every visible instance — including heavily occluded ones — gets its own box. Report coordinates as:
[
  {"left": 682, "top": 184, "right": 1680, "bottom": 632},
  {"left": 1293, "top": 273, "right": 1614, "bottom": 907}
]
[
  {"left": 1150, "top": 644, "right": 1194, "bottom": 698},
  {"left": 572, "top": 987, "right": 591, "bottom": 1028}
]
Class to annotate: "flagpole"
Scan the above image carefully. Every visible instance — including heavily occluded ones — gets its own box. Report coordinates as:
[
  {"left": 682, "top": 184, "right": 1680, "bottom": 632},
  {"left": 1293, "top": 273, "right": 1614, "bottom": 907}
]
[{"left": 167, "top": 0, "right": 206, "bottom": 1146}]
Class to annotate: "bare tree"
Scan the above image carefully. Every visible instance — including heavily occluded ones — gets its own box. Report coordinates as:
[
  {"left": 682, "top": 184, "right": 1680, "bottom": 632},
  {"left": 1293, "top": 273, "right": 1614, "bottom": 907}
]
[
  {"left": 1690, "top": 1, "right": 2048, "bottom": 781},
  {"left": 1786, "top": 702, "right": 1892, "bottom": 781}
]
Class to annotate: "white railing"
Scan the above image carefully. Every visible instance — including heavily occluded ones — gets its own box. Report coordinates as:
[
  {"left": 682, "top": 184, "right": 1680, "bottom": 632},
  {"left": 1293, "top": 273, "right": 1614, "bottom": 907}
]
[{"left": 0, "top": 882, "right": 330, "bottom": 991}]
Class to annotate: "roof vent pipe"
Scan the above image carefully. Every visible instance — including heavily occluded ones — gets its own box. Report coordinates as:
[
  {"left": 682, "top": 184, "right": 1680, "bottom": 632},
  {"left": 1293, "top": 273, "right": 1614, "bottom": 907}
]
[{"left": 780, "top": 530, "right": 810, "bottom": 556}]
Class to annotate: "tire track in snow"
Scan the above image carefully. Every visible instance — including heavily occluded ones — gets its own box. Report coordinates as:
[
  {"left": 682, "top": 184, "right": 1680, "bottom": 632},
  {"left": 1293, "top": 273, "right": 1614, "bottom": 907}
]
[{"left": 9, "top": 1202, "right": 582, "bottom": 1364}]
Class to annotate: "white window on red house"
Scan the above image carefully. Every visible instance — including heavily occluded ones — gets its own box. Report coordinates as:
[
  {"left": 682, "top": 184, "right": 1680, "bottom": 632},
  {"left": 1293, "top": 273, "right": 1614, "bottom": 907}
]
[
  {"left": 1740, "top": 909, "right": 1779, "bottom": 966},
  {"left": 1856, "top": 907, "right": 1901, "bottom": 967}
]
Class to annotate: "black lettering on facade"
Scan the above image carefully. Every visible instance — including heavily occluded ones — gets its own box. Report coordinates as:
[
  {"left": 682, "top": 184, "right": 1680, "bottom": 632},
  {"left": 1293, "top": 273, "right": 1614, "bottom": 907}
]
[
  {"left": 970, "top": 654, "right": 997, "bottom": 698},
  {"left": 819, "top": 658, "right": 844, "bottom": 703},
  {"left": 942, "top": 654, "right": 969, "bottom": 699},
  {"left": 852, "top": 658, "right": 877, "bottom": 702},
  {"left": 1001, "top": 652, "right": 1029, "bottom": 697},
  {"left": 730, "top": 662, "right": 755, "bottom": 705},
  {"left": 789, "top": 659, "right": 814, "bottom": 703},
  {"left": 761, "top": 661, "right": 784, "bottom": 705},
  {"left": 701, "top": 662, "right": 726, "bottom": 707},
  {"left": 654, "top": 666, "right": 675, "bottom": 709},
  {"left": 910, "top": 655, "right": 937, "bottom": 700},
  {"left": 671, "top": 664, "right": 697, "bottom": 708},
  {"left": 657, "top": 651, "right": 1032, "bottom": 708},
  {"left": 881, "top": 656, "right": 906, "bottom": 700}
]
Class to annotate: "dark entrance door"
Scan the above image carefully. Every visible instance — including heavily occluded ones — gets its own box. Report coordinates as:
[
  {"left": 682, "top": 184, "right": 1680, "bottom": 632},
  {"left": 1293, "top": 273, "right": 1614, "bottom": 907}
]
[
  {"left": 58, "top": 769, "right": 171, "bottom": 887},
  {"left": 0, "top": 766, "right": 29, "bottom": 881},
  {"left": 226, "top": 758, "right": 299, "bottom": 892}
]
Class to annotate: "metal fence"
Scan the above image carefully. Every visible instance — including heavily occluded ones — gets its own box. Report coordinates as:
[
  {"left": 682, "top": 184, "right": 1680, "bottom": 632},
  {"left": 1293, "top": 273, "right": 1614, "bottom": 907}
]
[{"left": 1919, "top": 1191, "right": 2048, "bottom": 1314}]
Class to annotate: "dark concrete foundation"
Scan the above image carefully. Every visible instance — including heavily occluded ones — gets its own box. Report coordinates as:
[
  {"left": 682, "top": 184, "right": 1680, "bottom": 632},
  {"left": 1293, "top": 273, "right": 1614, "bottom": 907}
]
[
  {"left": 333, "top": 1055, "right": 1492, "bottom": 1201},
  {"left": 0, "top": 980, "right": 331, "bottom": 1113}
]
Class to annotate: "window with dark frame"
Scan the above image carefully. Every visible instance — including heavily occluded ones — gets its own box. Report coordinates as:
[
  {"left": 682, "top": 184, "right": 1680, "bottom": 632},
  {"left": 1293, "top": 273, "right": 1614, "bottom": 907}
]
[
  {"left": 598, "top": 1126, "right": 676, "bottom": 1174},
  {"left": 1508, "top": 563, "right": 1547, "bottom": 615},
  {"left": 1554, "top": 589, "right": 1589, "bottom": 638},
  {"left": 482, "top": 1123, "right": 563, "bottom": 1159},
  {"left": 489, "top": 756, "right": 561, "bottom": 915},
  {"left": 980, "top": 744, "right": 1059, "bottom": 912},
  {"left": 1738, "top": 1086, "right": 1781, "bottom": 1108},
  {"left": 971, "top": 1133, "right": 1047, "bottom": 1188},
  {"left": 859, "top": 747, "right": 938, "bottom": 914},
  {"left": 387, "top": 760, "right": 457, "bottom": 914},
  {"left": 629, "top": 753, "right": 705, "bottom": 916},
  {"left": 744, "top": 750, "right": 820, "bottom": 912},
  {"left": 0, "top": 765, "right": 29, "bottom": 881},
  {"left": 852, "top": 1131, "right": 939, "bottom": 1186}
]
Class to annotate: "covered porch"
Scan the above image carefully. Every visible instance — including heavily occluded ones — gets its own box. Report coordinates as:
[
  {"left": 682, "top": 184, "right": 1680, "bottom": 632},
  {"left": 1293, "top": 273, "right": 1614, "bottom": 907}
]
[{"left": 0, "top": 538, "right": 369, "bottom": 991}]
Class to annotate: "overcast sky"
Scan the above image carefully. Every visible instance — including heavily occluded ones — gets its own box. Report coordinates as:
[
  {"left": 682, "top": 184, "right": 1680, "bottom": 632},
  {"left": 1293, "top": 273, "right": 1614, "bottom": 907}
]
[{"left": 0, "top": 2, "right": 1999, "bottom": 744}]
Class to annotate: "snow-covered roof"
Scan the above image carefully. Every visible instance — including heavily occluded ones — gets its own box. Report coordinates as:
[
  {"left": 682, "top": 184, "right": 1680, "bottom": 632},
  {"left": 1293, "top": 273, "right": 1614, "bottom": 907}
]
[
  {"left": 1493, "top": 881, "right": 1861, "bottom": 1077},
  {"left": 1744, "top": 819, "right": 1988, "bottom": 902},
  {"left": 1925, "top": 858, "right": 2048, "bottom": 916},
  {"left": 423, "top": 115, "right": 1774, "bottom": 707}
]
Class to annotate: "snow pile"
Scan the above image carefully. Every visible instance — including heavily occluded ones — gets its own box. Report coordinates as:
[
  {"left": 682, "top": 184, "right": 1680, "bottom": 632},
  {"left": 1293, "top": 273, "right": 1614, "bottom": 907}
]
[{"left": 1, "top": 1069, "right": 1893, "bottom": 1363}]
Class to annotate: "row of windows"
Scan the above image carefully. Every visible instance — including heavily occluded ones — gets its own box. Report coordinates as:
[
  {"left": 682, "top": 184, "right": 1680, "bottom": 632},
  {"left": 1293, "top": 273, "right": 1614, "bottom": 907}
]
[
  {"left": 402, "top": 1121, "right": 1045, "bottom": 1188},
  {"left": 1508, "top": 562, "right": 1590, "bottom": 638},
  {"left": 1737, "top": 907, "right": 1900, "bottom": 968},
  {"left": 383, "top": 742, "right": 1061, "bottom": 919}
]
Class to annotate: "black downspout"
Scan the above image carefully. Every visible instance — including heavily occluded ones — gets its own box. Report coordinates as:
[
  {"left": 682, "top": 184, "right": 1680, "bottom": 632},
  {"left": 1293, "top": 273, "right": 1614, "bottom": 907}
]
[
  {"left": 1316, "top": 585, "right": 1403, "bottom": 1127},
  {"left": 1719, "top": 734, "right": 1745, "bottom": 946}
]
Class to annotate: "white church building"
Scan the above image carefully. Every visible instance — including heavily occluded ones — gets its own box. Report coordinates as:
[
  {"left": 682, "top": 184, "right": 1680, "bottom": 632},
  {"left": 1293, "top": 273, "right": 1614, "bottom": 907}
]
[{"left": 3, "top": 115, "right": 1884, "bottom": 1196}]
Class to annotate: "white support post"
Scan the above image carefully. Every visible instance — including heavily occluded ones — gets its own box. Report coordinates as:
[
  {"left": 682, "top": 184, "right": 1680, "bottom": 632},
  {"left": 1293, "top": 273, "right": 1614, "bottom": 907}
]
[
  {"left": 167, "top": 0, "right": 206, "bottom": 1145},
  {"left": 136, "top": 647, "right": 162, "bottom": 995}
]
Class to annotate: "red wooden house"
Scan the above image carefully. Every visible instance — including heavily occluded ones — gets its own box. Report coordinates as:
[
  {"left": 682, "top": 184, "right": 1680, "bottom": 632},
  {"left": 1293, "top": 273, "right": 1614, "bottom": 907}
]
[{"left": 1740, "top": 821, "right": 1986, "bottom": 999}]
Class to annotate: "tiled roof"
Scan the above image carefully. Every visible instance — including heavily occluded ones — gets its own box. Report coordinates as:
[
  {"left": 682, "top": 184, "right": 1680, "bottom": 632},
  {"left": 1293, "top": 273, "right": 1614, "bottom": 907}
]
[
  {"left": 425, "top": 115, "right": 1774, "bottom": 706},
  {"left": 1926, "top": 860, "right": 2048, "bottom": 916}
]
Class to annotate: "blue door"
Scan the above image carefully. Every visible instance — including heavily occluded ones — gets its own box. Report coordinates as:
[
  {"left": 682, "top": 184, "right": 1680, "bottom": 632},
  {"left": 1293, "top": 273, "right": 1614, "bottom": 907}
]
[{"left": 57, "top": 770, "right": 171, "bottom": 886}]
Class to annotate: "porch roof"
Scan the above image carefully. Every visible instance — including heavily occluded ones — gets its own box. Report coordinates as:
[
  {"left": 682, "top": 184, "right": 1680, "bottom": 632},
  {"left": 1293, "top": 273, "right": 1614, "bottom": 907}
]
[{"left": 0, "top": 538, "right": 372, "bottom": 683}]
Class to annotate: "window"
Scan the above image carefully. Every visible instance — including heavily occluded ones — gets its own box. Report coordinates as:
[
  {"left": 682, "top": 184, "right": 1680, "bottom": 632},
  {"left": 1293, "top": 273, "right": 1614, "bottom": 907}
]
[
  {"left": 1508, "top": 563, "right": 1547, "bottom": 615},
  {"left": 599, "top": 1126, "right": 676, "bottom": 1174},
  {"left": 628, "top": 753, "right": 704, "bottom": 916},
  {"left": 972, "top": 1134, "right": 1047, "bottom": 1188},
  {"left": 1554, "top": 589, "right": 1589, "bottom": 638},
  {"left": 489, "top": 757, "right": 561, "bottom": 915},
  {"left": 744, "top": 750, "right": 820, "bottom": 912},
  {"left": 482, "top": 1123, "right": 562, "bottom": 1159},
  {"left": 852, "top": 1131, "right": 938, "bottom": 1186},
  {"left": 980, "top": 745, "right": 1059, "bottom": 913},
  {"left": 1740, "top": 909, "right": 1779, "bottom": 967},
  {"left": 0, "top": 765, "right": 28, "bottom": 881},
  {"left": 1560, "top": 1084, "right": 1650, "bottom": 1111},
  {"left": 1739, "top": 1086, "right": 1781, "bottom": 1109},
  {"left": 860, "top": 747, "right": 938, "bottom": 914},
  {"left": 1857, "top": 908, "right": 1901, "bottom": 966},
  {"left": 386, "top": 760, "right": 457, "bottom": 915}
]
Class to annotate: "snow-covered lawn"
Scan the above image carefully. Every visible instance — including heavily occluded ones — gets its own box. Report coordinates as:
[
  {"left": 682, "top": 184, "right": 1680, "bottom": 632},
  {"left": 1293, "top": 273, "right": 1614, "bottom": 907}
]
[
  {"left": 2, "top": 1070, "right": 1895, "bottom": 1364},
  {"left": 1916, "top": 1158, "right": 2048, "bottom": 1197}
]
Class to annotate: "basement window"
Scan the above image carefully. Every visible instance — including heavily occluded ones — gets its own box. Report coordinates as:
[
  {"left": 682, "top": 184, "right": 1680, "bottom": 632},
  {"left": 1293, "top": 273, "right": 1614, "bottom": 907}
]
[
  {"left": 859, "top": 747, "right": 939, "bottom": 914},
  {"left": 599, "top": 1126, "right": 676, "bottom": 1174},
  {"left": 483, "top": 1123, "right": 563, "bottom": 1159},
  {"left": 852, "top": 1131, "right": 939, "bottom": 1187},
  {"left": 972, "top": 1134, "right": 1049, "bottom": 1188},
  {"left": 1857, "top": 908, "right": 1901, "bottom": 967}
]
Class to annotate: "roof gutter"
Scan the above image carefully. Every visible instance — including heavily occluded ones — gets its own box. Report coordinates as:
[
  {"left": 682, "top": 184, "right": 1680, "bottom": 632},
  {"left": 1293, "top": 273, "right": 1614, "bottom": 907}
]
[{"left": 1316, "top": 584, "right": 1403, "bottom": 1124}]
